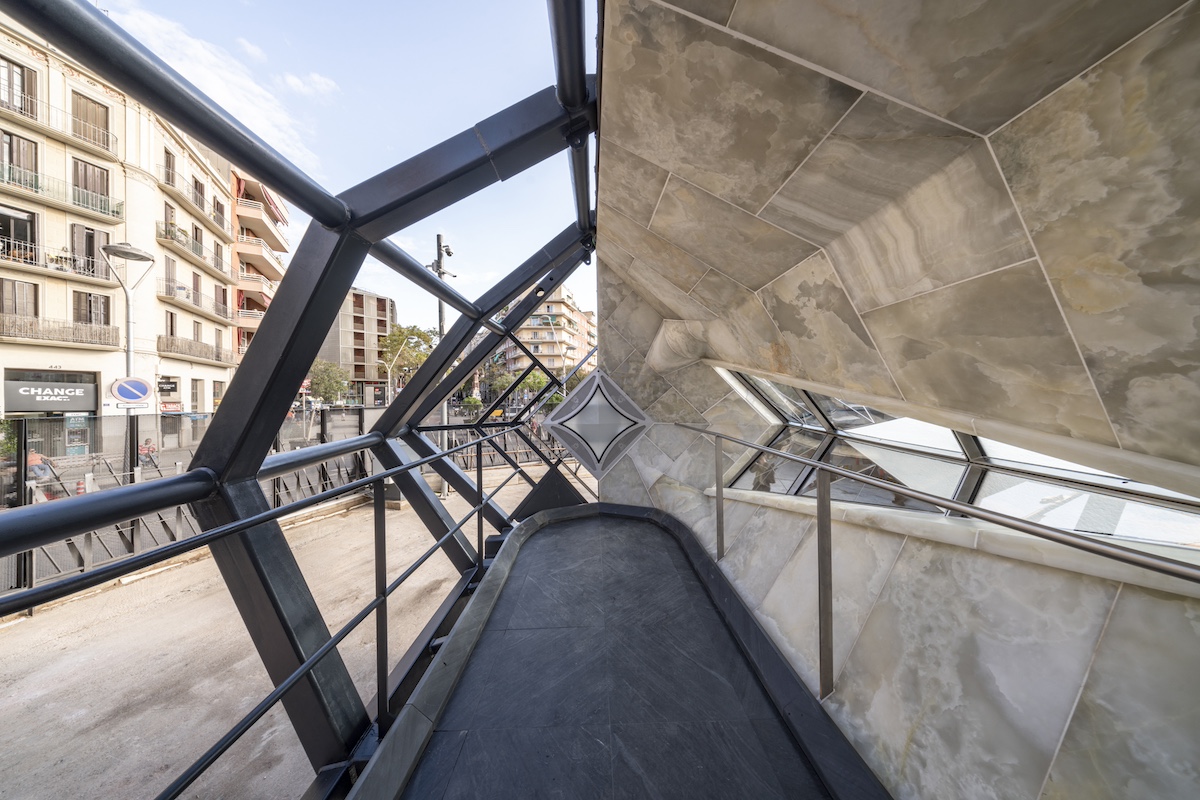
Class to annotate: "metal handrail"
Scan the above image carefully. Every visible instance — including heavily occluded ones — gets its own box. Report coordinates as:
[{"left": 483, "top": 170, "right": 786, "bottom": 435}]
[
  {"left": 680, "top": 423, "right": 1200, "bottom": 584},
  {"left": 156, "top": 463, "right": 524, "bottom": 800},
  {"left": 682, "top": 422, "right": 1200, "bottom": 701}
]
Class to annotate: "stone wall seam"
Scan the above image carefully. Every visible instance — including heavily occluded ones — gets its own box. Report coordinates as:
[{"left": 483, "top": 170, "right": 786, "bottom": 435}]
[
  {"left": 981, "top": 135, "right": 1122, "bottom": 449},
  {"left": 1035, "top": 582, "right": 1124, "bottom": 800}
]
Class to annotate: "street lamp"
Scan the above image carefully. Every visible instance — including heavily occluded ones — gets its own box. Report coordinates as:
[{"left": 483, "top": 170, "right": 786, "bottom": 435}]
[
  {"left": 99, "top": 242, "right": 156, "bottom": 480},
  {"left": 429, "top": 235, "right": 454, "bottom": 497},
  {"left": 377, "top": 335, "right": 418, "bottom": 405}
]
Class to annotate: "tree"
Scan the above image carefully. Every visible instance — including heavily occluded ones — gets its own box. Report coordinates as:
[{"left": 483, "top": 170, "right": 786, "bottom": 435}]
[
  {"left": 308, "top": 359, "right": 350, "bottom": 404},
  {"left": 378, "top": 325, "right": 436, "bottom": 385}
]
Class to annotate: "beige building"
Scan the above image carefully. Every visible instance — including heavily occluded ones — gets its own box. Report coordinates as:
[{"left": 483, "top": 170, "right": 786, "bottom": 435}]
[
  {"left": 498, "top": 285, "right": 596, "bottom": 378},
  {"left": 316, "top": 286, "right": 396, "bottom": 405},
  {"left": 0, "top": 14, "right": 288, "bottom": 440}
]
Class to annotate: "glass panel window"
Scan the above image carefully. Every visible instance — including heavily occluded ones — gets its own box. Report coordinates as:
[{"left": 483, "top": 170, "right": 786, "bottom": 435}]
[
  {"left": 732, "top": 428, "right": 826, "bottom": 493},
  {"left": 800, "top": 440, "right": 965, "bottom": 513},
  {"left": 0, "top": 278, "right": 37, "bottom": 316},
  {"left": 743, "top": 375, "right": 821, "bottom": 427},
  {"left": 810, "top": 393, "right": 897, "bottom": 431},
  {"left": 976, "top": 473, "right": 1200, "bottom": 548},
  {"left": 843, "top": 417, "right": 963, "bottom": 455}
]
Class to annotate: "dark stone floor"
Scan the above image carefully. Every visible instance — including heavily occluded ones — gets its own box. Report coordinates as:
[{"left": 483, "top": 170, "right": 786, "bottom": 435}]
[{"left": 401, "top": 517, "right": 830, "bottom": 799}]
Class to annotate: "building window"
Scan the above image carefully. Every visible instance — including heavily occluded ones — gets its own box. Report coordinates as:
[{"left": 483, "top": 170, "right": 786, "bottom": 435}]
[
  {"left": 70, "top": 223, "right": 110, "bottom": 277},
  {"left": 165, "top": 310, "right": 177, "bottom": 337},
  {"left": 213, "top": 241, "right": 223, "bottom": 269},
  {"left": 214, "top": 328, "right": 223, "bottom": 354},
  {"left": 191, "top": 224, "right": 203, "bottom": 247},
  {"left": 213, "top": 380, "right": 225, "bottom": 405},
  {"left": 0, "top": 203, "right": 37, "bottom": 257},
  {"left": 164, "top": 256, "right": 177, "bottom": 285},
  {"left": 192, "top": 272, "right": 201, "bottom": 303},
  {"left": 212, "top": 198, "right": 225, "bottom": 226},
  {"left": 0, "top": 58, "right": 36, "bottom": 118},
  {"left": 193, "top": 321, "right": 202, "bottom": 342},
  {"left": 162, "top": 149, "right": 176, "bottom": 185},
  {"left": 531, "top": 344, "right": 540, "bottom": 354},
  {"left": 164, "top": 202, "right": 176, "bottom": 225},
  {"left": 72, "top": 158, "right": 110, "bottom": 213},
  {"left": 72, "top": 291, "right": 110, "bottom": 325},
  {"left": 1, "top": 129, "right": 37, "bottom": 188},
  {"left": 191, "top": 378, "right": 202, "bottom": 411},
  {"left": 71, "top": 91, "right": 109, "bottom": 147},
  {"left": 0, "top": 278, "right": 37, "bottom": 316}
]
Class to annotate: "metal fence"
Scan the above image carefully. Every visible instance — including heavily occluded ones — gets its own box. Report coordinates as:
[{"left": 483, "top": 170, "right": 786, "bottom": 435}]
[{"left": 0, "top": 408, "right": 388, "bottom": 594}]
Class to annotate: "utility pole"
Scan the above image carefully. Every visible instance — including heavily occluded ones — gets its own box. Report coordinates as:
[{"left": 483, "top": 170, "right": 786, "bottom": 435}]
[{"left": 430, "top": 235, "right": 454, "bottom": 497}]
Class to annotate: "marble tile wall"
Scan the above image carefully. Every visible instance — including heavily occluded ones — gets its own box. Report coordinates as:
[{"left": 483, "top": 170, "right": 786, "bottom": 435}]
[
  {"left": 991, "top": 2, "right": 1200, "bottom": 467},
  {"left": 596, "top": 0, "right": 1200, "bottom": 478}
]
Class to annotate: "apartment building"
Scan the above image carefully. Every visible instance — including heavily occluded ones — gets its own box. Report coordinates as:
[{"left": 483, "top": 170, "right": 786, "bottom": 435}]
[
  {"left": 0, "top": 15, "right": 288, "bottom": 443},
  {"left": 315, "top": 287, "right": 396, "bottom": 405},
  {"left": 231, "top": 169, "right": 289, "bottom": 358},
  {"left": 497, "top": 284, "right": 597, "bottom": 378}
]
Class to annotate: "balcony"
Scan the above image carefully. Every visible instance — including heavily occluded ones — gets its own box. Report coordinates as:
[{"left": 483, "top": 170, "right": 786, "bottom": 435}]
[
  {"left": 156, "top": 221, "right": 231, "bottom": 282},
  {"left": 156, "top": 279, "right": 233, "bottom": 323},
  {"left": 0, "top": 92, "right": 118, "bottom": 160},
  {"left": 157, "top": 334, "right": 238, "bottom": 366},
  {"left": 0, "top": 312, "right": 120, "bottom": 347},
  {"left": 235, "top": 235, "right": 285, "bottom": 281},
  {"left": 0, "top": 235, "right": 118, "bottom": 285},
  {"left": 237, "top": 270, "right": 278, "bottom": 302},
  {"left": 0, "top": 163, "right": 124, "bottom": 221},
  {"left": 156, "top": 165, "right": 234, "bottom": 241},
  {"left": 235, "top": 197, "right": 289, "bottom": 252},
  {"left": 236, "top": 308, "right": 265, "bottom": 329}
]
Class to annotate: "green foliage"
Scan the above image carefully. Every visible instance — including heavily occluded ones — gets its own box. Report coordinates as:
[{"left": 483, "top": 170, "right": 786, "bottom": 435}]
[
  {"left": 0, "top": 419, "right": 14, "bottom": 459},
  {"left": 379, "top": 324, "right": 436, "bottom": 380},
  {"left": 461, "top": 395, "right": 483, "bottom": 420},
  {"left": 308, "top": 359, "right": 350, "bottom": 404}
]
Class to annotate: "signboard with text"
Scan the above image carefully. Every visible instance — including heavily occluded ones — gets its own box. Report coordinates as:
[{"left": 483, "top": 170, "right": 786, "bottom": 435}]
[{"left": 4, "top": 381, "right": 98, "bottom": 412}]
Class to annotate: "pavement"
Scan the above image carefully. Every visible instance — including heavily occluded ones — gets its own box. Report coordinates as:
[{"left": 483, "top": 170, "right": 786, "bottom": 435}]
[{"left": 0, "top": 468, "right": 592, "bottom": 799}]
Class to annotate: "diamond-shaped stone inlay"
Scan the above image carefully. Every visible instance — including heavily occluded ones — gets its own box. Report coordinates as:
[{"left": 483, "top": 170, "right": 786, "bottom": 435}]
[{"left": 544, "top": 370, "right": 649, "bottom": 477}]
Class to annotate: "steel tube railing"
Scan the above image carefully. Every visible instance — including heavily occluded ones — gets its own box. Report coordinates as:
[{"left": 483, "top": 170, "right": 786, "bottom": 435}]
[
  {"left": 157, "top": 447, "right": 524, "bottom": 799},
  {"left": 0, "top": 428, "right": 515, "bottom": 616},
  {"left": 680, "top": 423, "right": 1200, "bottom": 584},
  {"left": 258, "top": 431, "right": 386, "bottom": 478}
]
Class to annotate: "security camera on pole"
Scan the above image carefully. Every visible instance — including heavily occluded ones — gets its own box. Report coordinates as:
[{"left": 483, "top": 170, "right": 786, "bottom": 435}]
[{"left": 429, "top": 235, "right": 454, "bottom": 498}]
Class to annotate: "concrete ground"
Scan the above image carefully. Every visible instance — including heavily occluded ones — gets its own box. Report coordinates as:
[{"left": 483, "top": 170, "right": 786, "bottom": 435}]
[{"left": 0, "top": 467, "right": 593, "bottom": 799}]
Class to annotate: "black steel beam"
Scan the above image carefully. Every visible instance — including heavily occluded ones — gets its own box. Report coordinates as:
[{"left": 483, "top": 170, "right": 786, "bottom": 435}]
[
  {"left": 192, "top": 479, "right": 369, "bottom": 771},
  {"left": 258, "top": 433, "right": 385, "bottom": 480},
  {"left": 191, "top": 225, "right": 372, "bottom": 481},
  {"left": 339, "top": 81, "right": 597, "bottom": 243},
  {"left": 372, "top": 225, "right": 590, "bottom": 436},
  {"left": 547, "top": 0, "right": 592, "bottom": 230},
  {"left": 368, "top": 240, "right": 484, "bottom": 323},
  {"left": 370, "top": 440, "right": 477, "bottom": 573},
  {"left": 400, "top": 431, "right": 510, "bottom": 532},
  {"left": 0, "top": 469, "right": 216, "bottom": 558}
]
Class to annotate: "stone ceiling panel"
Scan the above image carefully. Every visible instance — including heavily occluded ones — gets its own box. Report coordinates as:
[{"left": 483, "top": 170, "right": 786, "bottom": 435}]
[
  {"left": 597, "top": 138, "right": 670, "bottom": 227},
  {"left": 649, "top": 176, "right": 818, "bottom": 290},
  {"left": 763, "top": 94, "right": 1035, "bottom": 311},
  {"left": 862, "top": 261, "right": 1117, "bottom": 443},
  {"left": 688, "top": 270, "right": 789, "bottom": 371},
  {"left": 727, "top": 0, "right": 1184, "bottom": 133},
  {"left": 757, "top": 252, "right": 899, "bottom": 397},
  {"left": 598, "top": 203, "right": 709, "bottom": 293},
  {"left": 991, "top": 2, "right": 1200, "bottom": 466},
  {"left": 602, "top": 0, "right": 860, "bottom": 211}
]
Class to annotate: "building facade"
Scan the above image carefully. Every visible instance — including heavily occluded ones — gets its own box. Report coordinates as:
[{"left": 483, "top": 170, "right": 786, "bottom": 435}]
[
  {"left": 497, "top": 284, "right": 596, "bottom": 378},
  {"left": 0, "top": 14, "right": 288, "bottom": 454},
  {"left": 316, "top": 286, "right": 396, "bottom": 405}
]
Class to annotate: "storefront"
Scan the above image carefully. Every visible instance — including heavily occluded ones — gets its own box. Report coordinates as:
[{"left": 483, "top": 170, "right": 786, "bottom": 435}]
[{"left": 3, "top": 369, "right": 100, "bottom": 457}]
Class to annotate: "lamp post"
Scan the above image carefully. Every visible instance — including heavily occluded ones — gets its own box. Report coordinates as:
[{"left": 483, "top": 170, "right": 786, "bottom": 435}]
[
  {"left": 99, "top": 242, "right": 156, "bottom": 480},
  {"left": 429, "top": 235, "right": 454, "bottom": 497},
  {"left": 377, "top": 335, "right": 418, "bottom": 405}
]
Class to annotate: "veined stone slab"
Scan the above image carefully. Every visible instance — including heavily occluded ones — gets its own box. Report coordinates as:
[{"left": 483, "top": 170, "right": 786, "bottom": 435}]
[{"left": 598, "top": 137, "right": 670, "bottom": 227}]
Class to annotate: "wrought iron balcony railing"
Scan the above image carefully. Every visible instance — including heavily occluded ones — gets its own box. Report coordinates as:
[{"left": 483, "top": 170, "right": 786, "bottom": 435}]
[
  {"left": 0, "top": 91, "right": 118, "bottom": 154},
  {"left": 0, "top": 162, "right": 124, "bottom": 219},
  {"left": 0, "top": 312, "right": 119, "bottom": 346}
]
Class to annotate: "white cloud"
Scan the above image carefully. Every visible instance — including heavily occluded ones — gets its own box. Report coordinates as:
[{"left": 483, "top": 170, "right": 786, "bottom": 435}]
[
  {"left": 279, "top": 72, "right": 340, "bottom": 97},
  {"left": 235, "top": 37, "right": 267, "bottom": 63},
  {"left": 108, "top": 2, "right": 321, "bottom": 174}
]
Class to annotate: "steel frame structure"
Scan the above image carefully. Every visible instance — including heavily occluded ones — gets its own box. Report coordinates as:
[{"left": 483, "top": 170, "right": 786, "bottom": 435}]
[{"left": 0, "top": 0, "right": 597, "bottom": 790}]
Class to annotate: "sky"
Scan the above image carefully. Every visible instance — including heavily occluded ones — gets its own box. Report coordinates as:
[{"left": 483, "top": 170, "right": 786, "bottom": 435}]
[{"left": 102, "top": 0, "right": 599, "bottom": 330}]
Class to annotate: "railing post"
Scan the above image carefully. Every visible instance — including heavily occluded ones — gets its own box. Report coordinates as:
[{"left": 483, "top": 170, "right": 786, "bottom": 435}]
[
  {"left": 373, "top": 478, "right": 391, "bottom": 737},
  {"left": 476, "top": 440, "right": 485, "bottom": 567},
  {"left": 14, "top": 417, "right": 28, "bottom": 507},
  {"left": 817, "top": 468, "right": 833, "bottom": 700},
  {"left": 714, "top": 434, "right": 724, "bottom": 560}
]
